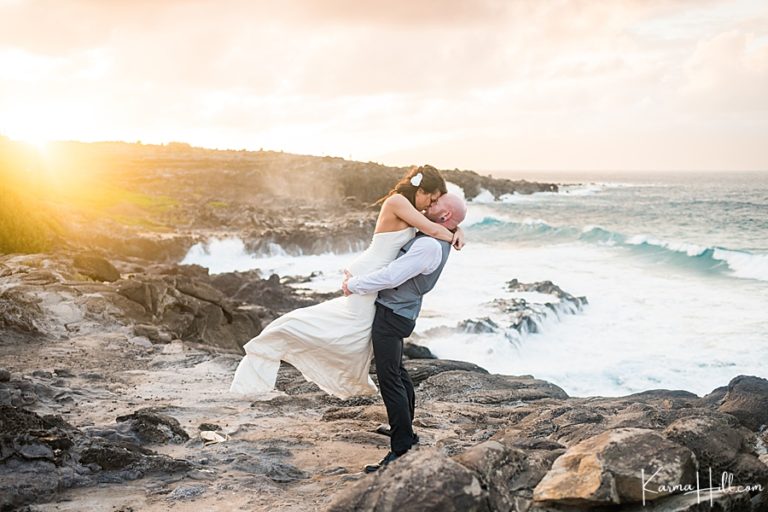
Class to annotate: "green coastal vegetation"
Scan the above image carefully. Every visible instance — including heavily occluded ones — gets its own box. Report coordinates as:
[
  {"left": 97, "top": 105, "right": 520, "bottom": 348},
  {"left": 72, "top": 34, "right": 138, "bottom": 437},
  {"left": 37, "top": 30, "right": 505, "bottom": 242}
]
[
  {"left": 0, "top": 137, "right": 554, "bottom": 256},
  {"left": 0, "top": 137, "right": 179, "bottom": 253}
]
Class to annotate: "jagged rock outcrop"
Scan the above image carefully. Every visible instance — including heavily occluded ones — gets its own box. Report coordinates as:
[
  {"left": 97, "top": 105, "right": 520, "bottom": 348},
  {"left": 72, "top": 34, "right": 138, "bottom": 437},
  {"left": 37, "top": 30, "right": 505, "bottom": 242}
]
[
  {"left": 452, "top": 279, "right": 588, "bottom": 342},
  {"left": 328, "top": 448, "right": 489, "bottom": 512},
  {"left": 72, "top": 253, "right": 121, "bottom": 282},
  {"left": 443, "top": 169, "right": 558, "bottom": 199},
  {"left": 0, "top": 405, "right": 192, "bottom": 511},
  {"left": 114, "top": 408, "right": 191, "bottom": 445},
  {"left": 718, "top": 375, "right": 768, "bottom": 432},
  {"left": 0, "top": 254, "right": 328, "bottom": 352}
]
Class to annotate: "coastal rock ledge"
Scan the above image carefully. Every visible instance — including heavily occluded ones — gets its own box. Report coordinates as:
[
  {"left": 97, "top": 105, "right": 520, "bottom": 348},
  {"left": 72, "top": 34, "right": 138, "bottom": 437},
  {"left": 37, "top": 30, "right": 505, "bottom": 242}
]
[
  {"left": 1, "top": 255, "right": 766, "bottom": 510},
  {"left": 330, "top": 374, "right": 768, "bottom": 512},
  {"left": 1, "top": 355, "right": 767, "bottom": 511}
]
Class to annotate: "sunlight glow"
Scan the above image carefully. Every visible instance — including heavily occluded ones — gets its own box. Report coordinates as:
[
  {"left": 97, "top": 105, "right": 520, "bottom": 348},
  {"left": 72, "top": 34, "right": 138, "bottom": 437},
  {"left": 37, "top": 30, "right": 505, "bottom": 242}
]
[{"left": 20, "top": 136, "right": 51, "bottom": 153}]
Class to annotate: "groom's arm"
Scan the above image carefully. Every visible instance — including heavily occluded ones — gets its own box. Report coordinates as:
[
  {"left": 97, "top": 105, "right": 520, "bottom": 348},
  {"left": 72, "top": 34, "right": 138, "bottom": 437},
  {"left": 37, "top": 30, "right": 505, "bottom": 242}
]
[{"left": 344, "top": 238, "right": 442, "bottom": 296}]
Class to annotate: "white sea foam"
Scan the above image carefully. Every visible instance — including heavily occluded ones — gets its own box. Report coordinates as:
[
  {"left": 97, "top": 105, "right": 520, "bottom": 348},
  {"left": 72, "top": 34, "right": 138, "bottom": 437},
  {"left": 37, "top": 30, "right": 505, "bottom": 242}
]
[
  {"left": 182, "top": 237, "right": 350, "bottom": 284},
  {"left": 472, "top": 188, "right": 496, "bottom": 203},
  {"left": 558, "top": 183, "right": 606, "bottom": 196},
  {"left": 182, "top": 238, "right": 256, "bottom": 274},
  {"left": 499, "top": 192, "right": 558, "bottom": 203},
  {"left": 521, "top": 218, "right": 550, "bottom": 226},
  {"left": 417, "top": 241, "right": 768, "bottom": 397},
  {"left": 713, "top": 248, "right": 768, "bottom": 281}
]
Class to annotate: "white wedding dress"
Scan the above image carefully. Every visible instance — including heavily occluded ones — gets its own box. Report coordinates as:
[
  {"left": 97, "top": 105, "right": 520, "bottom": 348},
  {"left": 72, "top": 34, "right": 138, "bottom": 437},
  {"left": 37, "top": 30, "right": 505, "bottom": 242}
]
[{"left": 230, "top": 227, "right": 416, "bottom": 399}]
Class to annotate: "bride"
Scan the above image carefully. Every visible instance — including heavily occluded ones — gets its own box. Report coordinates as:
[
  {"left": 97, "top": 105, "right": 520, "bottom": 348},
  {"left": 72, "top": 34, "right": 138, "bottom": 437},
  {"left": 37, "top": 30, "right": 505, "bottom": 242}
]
[{"left": 230, "top": 165, "right": 464, "bottom": 398}]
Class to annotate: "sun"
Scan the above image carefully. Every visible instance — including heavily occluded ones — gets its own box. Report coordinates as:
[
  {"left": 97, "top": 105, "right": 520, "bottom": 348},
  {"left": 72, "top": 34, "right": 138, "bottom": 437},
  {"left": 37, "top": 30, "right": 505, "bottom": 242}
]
[
  {"left": 2, "top": 120, "right": 55, "bottom": 153},
  {"left": 9, "top": 133, "right": 52, "bottom": 153},
  {"left": 26, "top": 137, "right": 50, "bottom": 152}
]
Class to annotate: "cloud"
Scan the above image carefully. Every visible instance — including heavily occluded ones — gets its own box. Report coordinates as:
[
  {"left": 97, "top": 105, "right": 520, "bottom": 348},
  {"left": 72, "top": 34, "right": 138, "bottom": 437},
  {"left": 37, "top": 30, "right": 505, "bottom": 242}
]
[
  {"left": 680, "top": 29, "right": 768, "bottom": 112},
  {"left": 0, "top": 0, "right": 766, "bottom": 170}
]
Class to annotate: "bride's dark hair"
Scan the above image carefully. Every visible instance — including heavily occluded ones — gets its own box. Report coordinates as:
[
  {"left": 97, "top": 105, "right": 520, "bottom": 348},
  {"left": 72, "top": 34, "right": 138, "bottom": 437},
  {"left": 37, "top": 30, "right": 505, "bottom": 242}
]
[{"left": 375, "top": 165, "right": 447, "bottom": 207}]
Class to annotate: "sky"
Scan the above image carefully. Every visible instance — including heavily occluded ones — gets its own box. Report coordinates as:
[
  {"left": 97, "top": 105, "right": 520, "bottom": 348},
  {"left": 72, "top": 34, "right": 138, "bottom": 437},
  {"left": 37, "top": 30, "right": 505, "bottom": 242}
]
[{"left": 1, "top": 0, "right": 767, "bottom": 172}]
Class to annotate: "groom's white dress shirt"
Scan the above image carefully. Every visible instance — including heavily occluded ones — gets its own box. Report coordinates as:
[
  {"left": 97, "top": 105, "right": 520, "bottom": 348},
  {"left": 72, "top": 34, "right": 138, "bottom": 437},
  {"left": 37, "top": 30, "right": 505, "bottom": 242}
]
[{"left": 347, "top": 237, "right": 443, "bottom": 295}]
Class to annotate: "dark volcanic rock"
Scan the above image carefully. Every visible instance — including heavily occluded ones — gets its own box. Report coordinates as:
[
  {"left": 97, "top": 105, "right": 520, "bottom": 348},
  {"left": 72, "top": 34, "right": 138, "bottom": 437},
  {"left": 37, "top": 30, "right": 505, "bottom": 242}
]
[
  {"left": 459, "top": 317, "right": 499, "bottom": 334},
  {"left": 698, "top": 385, "right": 729, "bottom": 407},
  {"left": 81, "top": 233, "right": 194, "bottom": 263},
  {"left": 456, "top": 279, "right": 588, "bottom": 342},
  {"left": 275, "top": 362, "right": 323, "bottom": 395},
  {"left": 328, "top": 448, "right": 490, "bottom": 512},
  {"left": 73, "top": 253, "right": 120, "bottom": 282},
  {"left": 663, "top": 415, "right": 768, "bottom": 484},
  {"left": 453, "top": 439, "right": 564, "bottom": 512},
  {"left": 442, "top": 169, "right": 558, "bottom": 200},
  {"left": 210, "top": 272, "right": 315, "bottom": 314},
  {"left": 244, "top": 219, "right": 373, "bottom": 256},
  {"left": 209, "top": 268, "right": 263, "bottom": 297},
  {"left": 79, "top": 441, "right": 142, "bottom": 470},
  {"left": 718, "top": 375, "right": 768, "bottom": 431},
  {"left": 495, "top": 279, "right": 589, "bottom": 334},
  {"left": 116, "top": 277, "right": 169, "bottom": 316},
  {"left": 507, "top": 278, "right": 586, "bottom": 303},
  {"left": 0, "top": 405, "right": 192, "bottom": 511},
  {"left": 420, "top": 371, "right": 569, "bottom": 404},
  {"left": 112, "top": 269, "right": 267, "bottom": 351},
  {"left": 403, "top": 342, "right": 436, "bottom": 360},
  {"left": 404, "top": 359, "right": 488, "bottom": 386},
  {"left": 115, "top": 408, "right": 190, "bottom": 444}
]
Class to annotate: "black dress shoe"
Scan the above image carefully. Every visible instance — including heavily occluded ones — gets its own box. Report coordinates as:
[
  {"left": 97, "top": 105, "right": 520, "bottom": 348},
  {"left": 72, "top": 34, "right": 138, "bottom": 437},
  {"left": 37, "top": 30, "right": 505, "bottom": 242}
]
[{"left": 363, "top": 451, "right": 399, "bottom": 473}]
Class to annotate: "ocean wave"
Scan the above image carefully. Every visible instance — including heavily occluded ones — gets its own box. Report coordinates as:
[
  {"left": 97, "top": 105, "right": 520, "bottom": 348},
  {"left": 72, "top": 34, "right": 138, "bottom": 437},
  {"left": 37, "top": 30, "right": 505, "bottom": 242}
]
[
  {"left": 468, "top": 216, "right": 579, "bottom": 239},
  {"left": 582, "top": 229, "right": 768, "bottom": 281},
  {"left": 468, "top": 218, "right": 768, "bottom": 282},
  {"left": 623, "top": 236, "right": 768, "bottom": 281},
  {"left": 472, "top": 188, "right": 497, "bottom": 203}
]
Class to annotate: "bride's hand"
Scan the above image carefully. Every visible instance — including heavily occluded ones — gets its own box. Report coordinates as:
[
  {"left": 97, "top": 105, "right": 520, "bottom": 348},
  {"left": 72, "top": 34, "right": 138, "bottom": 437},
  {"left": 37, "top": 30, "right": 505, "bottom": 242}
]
[
  {"left": 452, "top": 227, "right": 466, "bottom": 250},
  {"left": 342, "top": 270, "right": 352, "bottom": 296}
]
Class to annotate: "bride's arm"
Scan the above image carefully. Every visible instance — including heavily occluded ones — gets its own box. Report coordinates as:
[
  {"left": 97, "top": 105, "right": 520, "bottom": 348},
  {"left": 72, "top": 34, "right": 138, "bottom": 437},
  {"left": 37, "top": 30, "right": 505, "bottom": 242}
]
[{"left": 385, "top": 195, "right": 454, "bottom": 242}]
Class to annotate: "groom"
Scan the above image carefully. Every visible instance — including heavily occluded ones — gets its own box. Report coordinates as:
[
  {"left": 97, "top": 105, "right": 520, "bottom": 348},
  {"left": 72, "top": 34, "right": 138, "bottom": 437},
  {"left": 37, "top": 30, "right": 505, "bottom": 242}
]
[{"left": 342, "top": 192, "right": 467, "bottom": 473}]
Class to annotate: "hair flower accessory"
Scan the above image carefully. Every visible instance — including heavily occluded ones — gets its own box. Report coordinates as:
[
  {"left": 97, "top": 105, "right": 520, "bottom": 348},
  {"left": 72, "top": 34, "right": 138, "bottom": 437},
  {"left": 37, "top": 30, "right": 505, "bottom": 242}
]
[{"left": 410, "top": 172, "right": 423, "bottom": 187}]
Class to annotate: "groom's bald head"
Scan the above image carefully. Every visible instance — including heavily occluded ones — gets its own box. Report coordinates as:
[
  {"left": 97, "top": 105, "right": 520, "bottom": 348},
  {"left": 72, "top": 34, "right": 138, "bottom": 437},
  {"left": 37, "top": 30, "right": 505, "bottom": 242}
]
[{"left": 426, "top": 193, "right": 467, "bottom": 231}]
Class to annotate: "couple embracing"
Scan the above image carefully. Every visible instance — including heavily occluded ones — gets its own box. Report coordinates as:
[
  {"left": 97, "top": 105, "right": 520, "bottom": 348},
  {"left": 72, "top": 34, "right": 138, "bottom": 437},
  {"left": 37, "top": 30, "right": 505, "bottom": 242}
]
[{"left": 230, "top": 165, "right": 467, "bottom": 472}]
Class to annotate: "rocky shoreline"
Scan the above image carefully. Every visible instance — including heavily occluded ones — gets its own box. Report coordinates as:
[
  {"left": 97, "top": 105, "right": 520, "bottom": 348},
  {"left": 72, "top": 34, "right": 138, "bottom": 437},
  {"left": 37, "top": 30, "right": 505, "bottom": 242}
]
[
  {"left": 2, "top": 143, "right": 767, "bottom": 510},
  {"left": 1, "top": 250, "right": 767, "bottom": 511}
]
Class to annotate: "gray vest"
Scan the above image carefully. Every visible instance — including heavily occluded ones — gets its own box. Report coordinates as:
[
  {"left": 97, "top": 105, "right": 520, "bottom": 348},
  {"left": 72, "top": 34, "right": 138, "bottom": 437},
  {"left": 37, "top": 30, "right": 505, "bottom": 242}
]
[{"left": 376, "top": 234, "right": 451, "bottom": 320}]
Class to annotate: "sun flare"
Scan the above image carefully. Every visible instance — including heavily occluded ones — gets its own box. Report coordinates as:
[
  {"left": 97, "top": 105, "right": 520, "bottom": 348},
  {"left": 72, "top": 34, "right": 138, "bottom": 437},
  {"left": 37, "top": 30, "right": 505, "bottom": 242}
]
[{"left": 23, "top": 137, "right": 50, "bottom": 153}]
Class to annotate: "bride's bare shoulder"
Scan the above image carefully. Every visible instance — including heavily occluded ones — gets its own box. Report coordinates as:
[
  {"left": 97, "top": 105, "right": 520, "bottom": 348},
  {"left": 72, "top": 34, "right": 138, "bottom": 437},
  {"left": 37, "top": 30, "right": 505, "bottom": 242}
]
[{"left": 381, "top": 194, "right": 409, "bottom": 209}]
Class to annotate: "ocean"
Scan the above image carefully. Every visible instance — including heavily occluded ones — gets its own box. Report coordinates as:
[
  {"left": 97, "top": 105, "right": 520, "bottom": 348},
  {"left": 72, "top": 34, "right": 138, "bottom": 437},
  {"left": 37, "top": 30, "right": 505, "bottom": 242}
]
[{"left": 182, "top": 170, "right": 768, "bottom": 398}]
